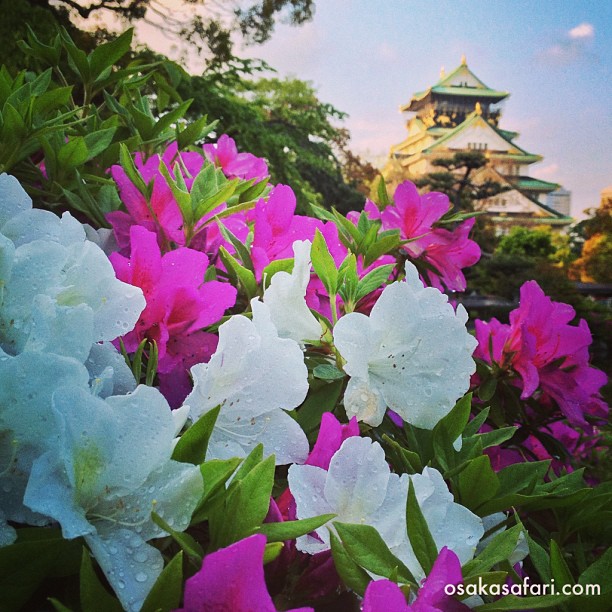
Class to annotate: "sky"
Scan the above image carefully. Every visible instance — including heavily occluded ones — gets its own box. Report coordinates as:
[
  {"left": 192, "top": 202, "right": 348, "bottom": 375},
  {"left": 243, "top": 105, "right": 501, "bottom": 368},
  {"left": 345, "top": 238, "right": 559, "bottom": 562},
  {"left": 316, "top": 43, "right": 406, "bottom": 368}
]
[{"left": 131, "top": 1, "right": 612, "bottom": 218}]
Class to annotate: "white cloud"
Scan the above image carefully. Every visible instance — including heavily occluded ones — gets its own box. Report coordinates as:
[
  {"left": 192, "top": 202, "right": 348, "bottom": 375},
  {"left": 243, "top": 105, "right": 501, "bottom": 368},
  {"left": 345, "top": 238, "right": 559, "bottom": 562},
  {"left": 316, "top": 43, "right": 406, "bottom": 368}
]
[
  {"left": 569, "top": 23, "right": 594, "bottom": 39},
  {"left": 538, "top": 22, "right": 596, "bottom": 65}
]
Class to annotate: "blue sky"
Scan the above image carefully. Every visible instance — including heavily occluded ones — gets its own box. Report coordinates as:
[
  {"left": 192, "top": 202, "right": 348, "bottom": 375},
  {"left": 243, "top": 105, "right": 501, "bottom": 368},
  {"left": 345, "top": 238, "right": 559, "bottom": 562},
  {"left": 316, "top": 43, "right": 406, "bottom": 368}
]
[{"left": 138, "top": 1, "right": 612, "bottom": 217}]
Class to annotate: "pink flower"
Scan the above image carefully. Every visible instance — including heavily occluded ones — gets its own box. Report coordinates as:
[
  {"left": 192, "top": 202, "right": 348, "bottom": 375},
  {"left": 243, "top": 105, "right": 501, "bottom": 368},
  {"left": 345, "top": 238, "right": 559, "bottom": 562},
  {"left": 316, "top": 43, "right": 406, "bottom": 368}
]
[
  {"left": 109, "top": 226, "right": 236, "bottom": 406},
  {"left": 251, "top": 184, "right": 322, "bottom": 281},
  {"left": 474, "top": 281, "right": 608, "bottom": 428},
  {"left": 362, "top": 547, "right": 468, "bottom": 611},
  {"left": 176, "top": 534, "right": 312, "bottom": 612},
  {"left": 375, "top": 181, "right": 480, "bottom": 291},
  {"left": 203, "top": 134, "right": 268, "bottom": 182},
  {"left": 306, "top": 412, "right": 360, "bottom": 470},
  {"left": 108, "top": 143, "right": 202, "bottom": 252}
]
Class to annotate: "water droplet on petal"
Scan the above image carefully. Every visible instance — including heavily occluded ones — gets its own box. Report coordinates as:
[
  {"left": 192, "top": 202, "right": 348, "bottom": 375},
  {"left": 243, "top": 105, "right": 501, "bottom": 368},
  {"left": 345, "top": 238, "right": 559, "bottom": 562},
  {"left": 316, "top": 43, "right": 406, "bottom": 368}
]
[{"left": 135, "top": 572, "right": 148, "bottom": 583}]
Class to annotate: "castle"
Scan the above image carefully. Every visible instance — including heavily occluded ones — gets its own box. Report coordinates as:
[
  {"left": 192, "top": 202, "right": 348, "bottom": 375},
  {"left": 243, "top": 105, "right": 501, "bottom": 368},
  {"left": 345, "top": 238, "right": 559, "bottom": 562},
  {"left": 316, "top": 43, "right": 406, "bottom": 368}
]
[{"left": 383, "top": 57, "right": 573, "bottom": 232}]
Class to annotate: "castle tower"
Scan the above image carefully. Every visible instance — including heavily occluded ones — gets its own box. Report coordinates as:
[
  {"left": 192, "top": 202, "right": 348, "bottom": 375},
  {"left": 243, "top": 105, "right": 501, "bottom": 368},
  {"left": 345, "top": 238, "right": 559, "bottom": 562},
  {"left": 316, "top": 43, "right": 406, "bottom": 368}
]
[{"left": 383, "top": 57, "right": 572, "bottom": 232}]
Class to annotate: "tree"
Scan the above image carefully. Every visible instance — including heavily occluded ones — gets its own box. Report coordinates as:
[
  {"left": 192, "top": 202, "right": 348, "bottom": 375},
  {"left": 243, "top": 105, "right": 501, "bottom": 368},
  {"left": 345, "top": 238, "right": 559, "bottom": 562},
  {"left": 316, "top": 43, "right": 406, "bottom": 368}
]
[
  {"left": 569, "top": 195, "right": 612, "bottom": 283},
  {"left": 180, "top": 64, "right": 368, "bottom": 213},
  {"left": 18, "top": 0, "right": 315, "bottom": 63},
  {"left": 415, "top": 151, "right": 508, "bottom": 212},
  {"left": 496, "top": 226, "right": 556, "bottom": 260}
]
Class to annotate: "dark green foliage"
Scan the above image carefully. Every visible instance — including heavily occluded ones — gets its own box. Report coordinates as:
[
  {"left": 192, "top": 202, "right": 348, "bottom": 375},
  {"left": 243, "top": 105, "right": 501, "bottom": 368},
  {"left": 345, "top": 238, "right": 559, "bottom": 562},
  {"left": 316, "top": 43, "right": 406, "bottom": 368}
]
[
  {"left": 415, "top": 151, "right": 508, "bottom": 212},
  {"left": 181, "top": 66, "right": 368, "bottom": 213},
  {"left": 496, "top": 226, "right": 557, "bottom": 259}
]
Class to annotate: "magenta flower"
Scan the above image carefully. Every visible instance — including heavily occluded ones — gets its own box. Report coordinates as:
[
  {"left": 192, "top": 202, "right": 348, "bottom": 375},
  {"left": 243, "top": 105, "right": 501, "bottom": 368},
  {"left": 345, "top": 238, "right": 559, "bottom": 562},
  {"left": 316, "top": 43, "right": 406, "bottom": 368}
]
[
  {"left": 362, "top": 547, "right": 468, "bottom": 611},
  {"left": 176, "top": 534, "right": 312, "bottom": 612},
  {"left": 109, "top": 225, "right": 236, "bottom": 405},
  {"left": 306, "top": 412, "right": 360, "bottom": 470},
  {"left": 251, "top": 184, "right": 322, "bottom": 281},
  {"left": 485, "top": 420, "right": 601, "bottom": 475},
  {"left": 475, "top": 281, "right": 607, "bottom": 428},
  {"left": 371, "top": 181, "right": 480, "bottom": 291},
  {"left": 203, "top": 134, "right": 268, "bottom": 182},
  {"left": 108, "top": 143, "right": 203, "bottom": 252}
]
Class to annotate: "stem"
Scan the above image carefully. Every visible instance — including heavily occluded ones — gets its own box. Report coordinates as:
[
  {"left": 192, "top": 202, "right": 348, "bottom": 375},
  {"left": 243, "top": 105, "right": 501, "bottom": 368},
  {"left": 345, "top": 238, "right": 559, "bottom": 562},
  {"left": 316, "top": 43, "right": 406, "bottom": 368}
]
[{"left": 329, "top": 292, "right": 338, "bottom": 326}]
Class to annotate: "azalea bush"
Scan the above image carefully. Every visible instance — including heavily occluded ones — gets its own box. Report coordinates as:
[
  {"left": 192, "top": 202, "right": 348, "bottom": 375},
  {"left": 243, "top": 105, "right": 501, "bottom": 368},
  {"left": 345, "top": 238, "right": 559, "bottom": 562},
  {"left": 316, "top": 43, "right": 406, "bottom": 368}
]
[{"left": 1, "top": 29, "right": 611, "bottom": 612}]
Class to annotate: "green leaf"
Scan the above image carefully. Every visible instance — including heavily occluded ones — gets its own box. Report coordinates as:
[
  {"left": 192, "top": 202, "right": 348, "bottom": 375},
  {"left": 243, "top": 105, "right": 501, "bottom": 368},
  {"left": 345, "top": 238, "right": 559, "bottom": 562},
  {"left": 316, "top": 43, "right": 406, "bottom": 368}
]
[
  {"left": 474, "top": 426, "right": 517, "bottom": 450},
  {"left": 232, "top": 443, "right": 264, "bottom": 482},
  {"left": 477, "top": 377, "right": 498, "bottom": 402},
  {"left": 463, "top": 524, "right": 524, "bottom": 578},
  {"left": 216, "top": 223, "right": 255, "bottom": 273},
  {"left": 335, "top": 522, "right": 415, "bottom": 584},
  {"left": 218, "top": 246, "right": 258, "bottom": 299},
  {"left": 406, "top": 479, "right": 438, "bottom": 575},
  {"left": 152, "top": 100, "right": 193, "bottom": 138},
  {"left": 263, "top": 542, "right": 284, "bottom": 564},
  {"left": 457, "top": 455, "right": 500, "bottom": 511},
  {"left": 48, "top": 599, "right": 73, "bottom": 612},
  {"left": 209, "top": 452, "right": 276, "bottom": 548},
  {"left": 311, "top": 228, "right": 338, "bottom": 296},
  {"left": 177, "top": 116, "right": 218, "bottom": 149},
  {"left": 463, "top": 408, "right": 490, "bottom": 437},
  {"left": 376, "top": 176, "right": 390, "bottom": 207},
  {"left": 354, "top": 264, "right": 394, "bottom": 303},
  {"left": 527, "top": 535, "right": 551, "bottom": 583},
  {"left": 140, "top": 552, "right": 183, "bottom": 612},
  {"left": 151, "top": 512, "right": 204, "bottom": 564},
  {"left": 90, "top": 29, "right": 134, "bottom": 80},
  {"left": 258, "top": 514, "right": 336, "bottom": 543},
  {"left": 119, "top": 143, "right": 148, "bottom": 196},
  {"left": 0, "top": 528, "right": 81, "bottom": 610},
  {"left": 550, "top": 540, "right": 574, "bottom": 587},
  {"left": 60, "top": 28, "right": 91, "bottom": 82},
  {"left": 80, "top": 548, "right": 123, "bottom": 612},
  {"left": 172, "top": 406, "right": 220, "bottom": 464},
  {"left": 330, "top": 532, "right": 371, "bottom": 596},
  {"left": 295, "top": 379, "right": 344, "bottom": 436},
  {"left": 83, "top": 128, "right": 117, "bottom": 161},
  {"left": 493, "top": 461, "right": 550, "bottom": 496},
  {"left": 191, "top": 458, "right": 241, "bottom": 524},
  {"left": 313, "top": 363, "right": 346, "bottom": 381},
  {"left": 159, "top": 160, "right": 193, "bottom": 225},
  {"left": 262, "top": 258, "right": 294, "bottom": 289},
  {"left": 382, "top": 434, "right": 422, "bottom": 475},
  {"left": 363, "top": 232, "right": 401, "bottom": 267},
  {"left": 434, "top": 393, "right": 472, "bottom": 446}
]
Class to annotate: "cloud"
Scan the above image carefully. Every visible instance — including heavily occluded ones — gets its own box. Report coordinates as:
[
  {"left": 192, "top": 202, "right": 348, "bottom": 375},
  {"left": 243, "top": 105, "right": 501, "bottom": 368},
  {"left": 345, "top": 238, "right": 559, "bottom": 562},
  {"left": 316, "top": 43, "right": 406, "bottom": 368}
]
[
  {"left": 569, "top": 23, "right": 594, "bottom": 39},
  {"left": 538, "top": 22, "right": 595, "bottom": 65}
]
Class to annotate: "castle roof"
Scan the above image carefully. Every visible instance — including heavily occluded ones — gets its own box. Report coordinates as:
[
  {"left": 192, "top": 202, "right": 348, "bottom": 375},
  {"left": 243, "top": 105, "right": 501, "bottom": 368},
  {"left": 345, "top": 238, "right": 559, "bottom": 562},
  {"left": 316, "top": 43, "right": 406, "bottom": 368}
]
[{"left": 402, "top": 58, "right": 509, "bottom": 112}]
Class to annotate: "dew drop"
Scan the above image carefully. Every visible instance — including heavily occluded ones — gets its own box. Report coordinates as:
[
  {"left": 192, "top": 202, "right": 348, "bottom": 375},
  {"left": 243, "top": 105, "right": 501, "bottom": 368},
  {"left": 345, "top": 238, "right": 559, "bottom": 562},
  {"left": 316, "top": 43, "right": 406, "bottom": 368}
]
[{"left": 135, "top": 572, "right": 148, "bottom": 583}]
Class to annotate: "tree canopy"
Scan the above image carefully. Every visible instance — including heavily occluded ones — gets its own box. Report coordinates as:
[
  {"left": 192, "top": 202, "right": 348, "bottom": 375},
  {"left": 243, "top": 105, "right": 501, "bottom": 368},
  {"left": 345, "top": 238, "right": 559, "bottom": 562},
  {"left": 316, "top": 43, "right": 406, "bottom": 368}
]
[{"left": 18, "top": 0, "right": 315, "bottom": 63}]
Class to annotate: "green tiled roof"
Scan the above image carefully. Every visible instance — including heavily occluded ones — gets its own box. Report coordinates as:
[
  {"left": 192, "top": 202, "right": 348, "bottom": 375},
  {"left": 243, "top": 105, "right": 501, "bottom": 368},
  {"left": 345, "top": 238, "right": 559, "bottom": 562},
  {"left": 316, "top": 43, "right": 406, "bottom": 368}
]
[
  {"left": 423, "top": 112, "right": 532, "bottom": 156},
  {"left": 431, "top": 85, "right": 509, "bottom": 98},
  {"left": 510, "top": 177, "right": 560, "bottom": 192}
]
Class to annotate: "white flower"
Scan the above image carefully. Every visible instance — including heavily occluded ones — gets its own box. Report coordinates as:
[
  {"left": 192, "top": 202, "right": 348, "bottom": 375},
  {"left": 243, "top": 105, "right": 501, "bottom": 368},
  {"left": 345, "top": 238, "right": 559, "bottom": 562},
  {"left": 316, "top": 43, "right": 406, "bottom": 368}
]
[
  {"left": 0, "top": 174, "right": 145, "bottom": 361},
  {"left": 0, "top": 352, "right": 90, "bottom": 545},
  {"left": 289, "top": 438, "right": 483, "bottom": 583},
  {"left": 23, "top": 385, "right": 203, "bottom": 612},
  {"left": 333, "top": 262, "right": 477, "bottom": 428},
  {"left": 186, "top": 299, "right": 309, "bottom": 465},
  {"left": 397, "top": 467, "right": 484, "bottom": 581},
  {"left": 288, "top": 436, "right": 409, "bottom": 555},
  {"left": 263, "top": 240, "right": 322, "bottom": 345}
]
